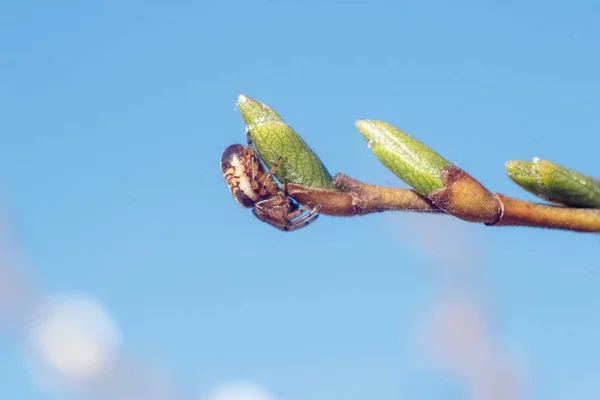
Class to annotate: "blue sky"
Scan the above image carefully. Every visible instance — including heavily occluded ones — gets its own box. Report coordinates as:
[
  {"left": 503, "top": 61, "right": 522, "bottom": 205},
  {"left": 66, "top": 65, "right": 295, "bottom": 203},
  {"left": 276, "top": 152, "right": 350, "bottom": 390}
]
[{"left": 1, "top": 1, "right": 599, "bottom": 399}]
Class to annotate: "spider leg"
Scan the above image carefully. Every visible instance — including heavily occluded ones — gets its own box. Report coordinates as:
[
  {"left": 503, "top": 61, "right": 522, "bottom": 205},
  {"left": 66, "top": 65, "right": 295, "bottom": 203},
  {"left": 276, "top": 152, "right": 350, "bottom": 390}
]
[
  {"left": 288, "top": 204, "right": 322, "bottom": 226},
  {"left": 285, "top": 212, "right": 320, "bottom": 232},
  {"left": 258, "top": 156, "right": 282, "bottom": 196},
  {"left": 264, "top": 207, "right": 321, "bottom": 232},
  {"left": 253, "top": 213, "right": 289, "bottom": 231},
  {"left": 254, "top": 199, "right": 322, "bottom": 232},
  {"left": 253, "top": 199, "right": 288, "bottom": 231},
  {"left": 270, "top": 196, "right": 303, "bottom": 223},
  {"left": 246, "top": 128, "right": 259, "bottom": 189},
  {"left": 279, "top": 184, "right": 293, "bottom": 217},
  {"left": 255, "top": 194, "right": 286, "bottom": 207},
  {"left": 254, "top": 196, "right": 293, "bottom": 230}
]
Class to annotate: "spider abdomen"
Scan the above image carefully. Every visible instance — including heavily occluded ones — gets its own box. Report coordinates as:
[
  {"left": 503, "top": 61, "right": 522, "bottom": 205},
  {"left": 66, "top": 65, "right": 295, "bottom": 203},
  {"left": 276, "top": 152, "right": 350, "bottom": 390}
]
[{"left": 220, "top": 144, "right": 262, "bottom": 208}]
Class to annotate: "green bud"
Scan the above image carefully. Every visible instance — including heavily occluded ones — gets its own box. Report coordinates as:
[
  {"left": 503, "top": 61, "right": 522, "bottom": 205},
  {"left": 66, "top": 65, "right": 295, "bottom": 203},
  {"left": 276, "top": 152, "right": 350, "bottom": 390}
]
[
  {"left": 506, "top": 159, "right": 600, "bottom": 208},
  {"left": 355, "top": 120, "right": 451, "bottom": 196},
  {"left": 237, "top": 95, "right": 335, "bottom": 190}
]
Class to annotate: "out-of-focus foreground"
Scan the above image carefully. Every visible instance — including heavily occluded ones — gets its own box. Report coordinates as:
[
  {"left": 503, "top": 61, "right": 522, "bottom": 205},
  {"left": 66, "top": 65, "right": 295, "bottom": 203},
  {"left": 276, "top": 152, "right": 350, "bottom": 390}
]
[{"left": 1, "top": 206, "right": 529, "bottom": 400}]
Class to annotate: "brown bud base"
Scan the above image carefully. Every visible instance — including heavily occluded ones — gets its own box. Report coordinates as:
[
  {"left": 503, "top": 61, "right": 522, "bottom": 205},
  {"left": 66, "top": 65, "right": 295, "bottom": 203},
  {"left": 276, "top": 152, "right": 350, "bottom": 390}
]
[{"left": 429, "top": 166, "right": 503, "bottom": 224}]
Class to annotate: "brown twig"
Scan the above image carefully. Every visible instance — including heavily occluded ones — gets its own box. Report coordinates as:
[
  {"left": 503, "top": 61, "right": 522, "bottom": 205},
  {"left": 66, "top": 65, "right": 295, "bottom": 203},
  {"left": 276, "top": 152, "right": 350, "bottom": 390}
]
[
  {"left": 493, "top": 194, "right": 600, "bottom": 233},
  {"left": 287, "top": 173, "right": 600, "bottom": 233},
  {"left": 287, "top": 174, "right": 443, "bottom": 217}
]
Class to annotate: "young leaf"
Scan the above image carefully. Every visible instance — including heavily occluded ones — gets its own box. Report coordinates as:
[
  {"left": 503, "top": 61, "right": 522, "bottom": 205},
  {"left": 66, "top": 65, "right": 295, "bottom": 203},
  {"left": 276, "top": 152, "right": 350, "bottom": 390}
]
[
  {"left": 237, "top": 95, "right": 335, "bottom": 190},
  {"left": 355, "top": 120, "right": 451, "bottom": 196},
  {"left": 506, "top": 159, "right": 600, "bottom": 208}
]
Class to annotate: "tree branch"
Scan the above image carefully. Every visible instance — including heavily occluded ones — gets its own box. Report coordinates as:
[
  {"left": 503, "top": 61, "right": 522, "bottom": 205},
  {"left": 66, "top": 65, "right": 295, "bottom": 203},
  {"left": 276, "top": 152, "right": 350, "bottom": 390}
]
[
  {"left": 235, "top": 94, "right": 600, "bottom": 234},
  {"left": 288, "top": 174, "right": 600, "bottom": 233}
]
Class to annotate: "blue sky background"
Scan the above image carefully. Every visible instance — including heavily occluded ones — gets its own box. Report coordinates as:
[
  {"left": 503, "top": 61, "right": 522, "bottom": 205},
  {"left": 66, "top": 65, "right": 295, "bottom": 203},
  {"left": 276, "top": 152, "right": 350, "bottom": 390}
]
[{"left": 1, "top": 1, "right": 599, "bottom": 399}]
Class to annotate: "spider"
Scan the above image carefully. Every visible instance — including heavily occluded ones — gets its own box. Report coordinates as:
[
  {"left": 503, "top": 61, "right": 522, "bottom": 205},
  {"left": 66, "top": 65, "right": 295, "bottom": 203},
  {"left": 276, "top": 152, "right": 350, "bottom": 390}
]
[{"left": 220, "top": 130, "right": 322, "bottom": 231}]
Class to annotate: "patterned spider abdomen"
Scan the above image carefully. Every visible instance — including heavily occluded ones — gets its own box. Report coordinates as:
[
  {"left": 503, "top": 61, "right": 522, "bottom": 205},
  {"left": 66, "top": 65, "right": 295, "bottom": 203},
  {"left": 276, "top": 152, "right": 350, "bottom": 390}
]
[{"left": 220, "top": 144, "right": 261, "bottom": 208}]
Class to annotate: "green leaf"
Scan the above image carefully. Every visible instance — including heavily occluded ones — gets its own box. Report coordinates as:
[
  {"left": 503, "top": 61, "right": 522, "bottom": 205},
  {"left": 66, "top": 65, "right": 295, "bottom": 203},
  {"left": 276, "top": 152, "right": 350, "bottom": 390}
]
[
  {"left": 237, "top": 95, "right": 335, "bottom": 190},
  {"left": 506, "top": 159, "right": 600, "bottom": 208},
  {"left": 355, "top": 120, "right": 451, "bottom": 196}
]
